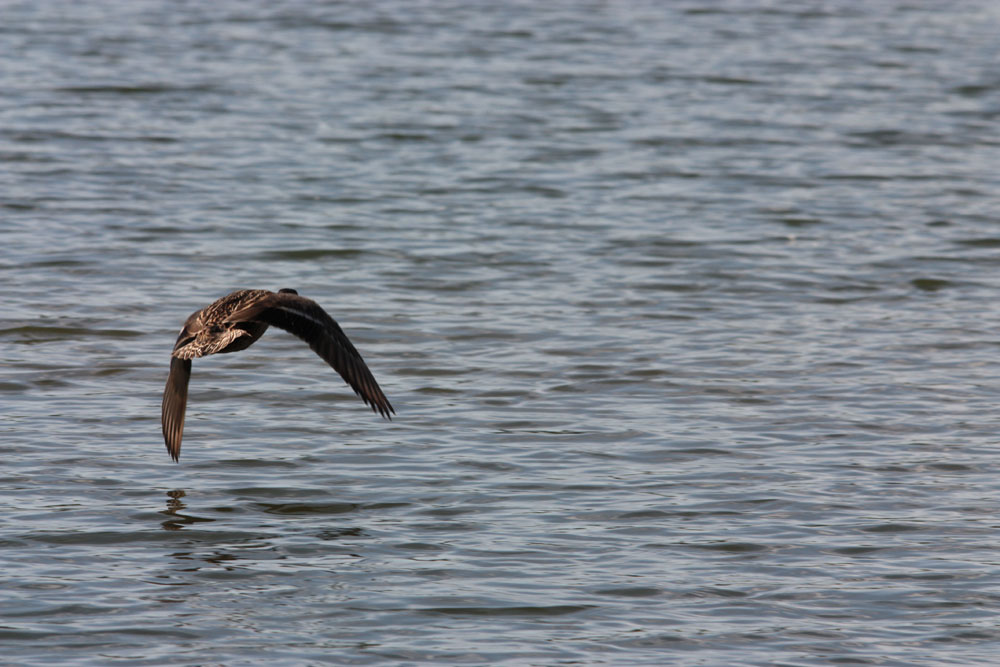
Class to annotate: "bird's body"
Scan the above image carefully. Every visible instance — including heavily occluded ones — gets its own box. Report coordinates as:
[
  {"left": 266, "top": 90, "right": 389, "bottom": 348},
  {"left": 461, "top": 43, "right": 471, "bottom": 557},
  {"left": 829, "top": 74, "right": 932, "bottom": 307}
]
[{"left": 161, "top": 288, "right": 393, "bottom": 461}]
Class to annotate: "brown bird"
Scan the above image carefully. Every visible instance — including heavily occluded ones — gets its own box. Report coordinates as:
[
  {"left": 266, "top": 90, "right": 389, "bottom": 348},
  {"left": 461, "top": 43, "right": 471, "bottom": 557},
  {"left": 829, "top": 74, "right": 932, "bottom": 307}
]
[{"left": 161, "top": 288, "right": 393, "bottom": 462}]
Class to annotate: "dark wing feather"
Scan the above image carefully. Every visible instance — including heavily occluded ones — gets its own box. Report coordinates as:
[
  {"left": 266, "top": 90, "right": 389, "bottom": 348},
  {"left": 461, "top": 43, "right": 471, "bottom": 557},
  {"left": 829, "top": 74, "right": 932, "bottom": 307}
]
[
  {"left": 227, "top": 293, "right": 394, "bottom": 418},
  {"left": 161, "top": 356, "right": 192, "bottom": 462}
]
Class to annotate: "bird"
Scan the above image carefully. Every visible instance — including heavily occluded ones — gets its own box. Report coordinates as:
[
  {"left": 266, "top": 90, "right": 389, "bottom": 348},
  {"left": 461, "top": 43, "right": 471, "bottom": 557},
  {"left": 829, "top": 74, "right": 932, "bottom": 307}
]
[{"left": 161, "top": 288, "right": 393, "bottom": 462}]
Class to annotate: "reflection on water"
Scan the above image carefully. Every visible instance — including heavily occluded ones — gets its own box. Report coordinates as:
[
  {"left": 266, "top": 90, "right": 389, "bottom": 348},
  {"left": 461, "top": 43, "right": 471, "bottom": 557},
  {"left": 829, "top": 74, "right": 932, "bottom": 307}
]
[{"left": 161, "top": 489, "right": 196, "bottom": 531}]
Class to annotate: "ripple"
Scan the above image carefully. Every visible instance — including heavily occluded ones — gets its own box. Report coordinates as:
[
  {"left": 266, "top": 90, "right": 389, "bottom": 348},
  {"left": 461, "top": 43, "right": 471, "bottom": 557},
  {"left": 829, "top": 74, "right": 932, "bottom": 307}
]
[
  {"left": 421, "top": 605, "right": 595, "bottom": 617},
  {"left": 256, "top": 502, "right": 360, "bottom": 516}
]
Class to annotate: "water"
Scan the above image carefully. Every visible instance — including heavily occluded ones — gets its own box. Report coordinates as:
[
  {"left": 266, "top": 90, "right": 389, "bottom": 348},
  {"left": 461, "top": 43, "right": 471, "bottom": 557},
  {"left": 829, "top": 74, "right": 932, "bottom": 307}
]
[{"left": 3, "top": 1, "right": 1000, "bottom": 664}]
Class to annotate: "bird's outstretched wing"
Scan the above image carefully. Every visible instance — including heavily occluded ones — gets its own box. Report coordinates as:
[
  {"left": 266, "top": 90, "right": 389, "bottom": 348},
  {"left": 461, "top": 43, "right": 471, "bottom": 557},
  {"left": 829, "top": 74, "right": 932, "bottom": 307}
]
[
  {"left": 227, "top": 292, "right": 395, "bottom": 419},
  {"left": 161, "top": 356, "right": 192, "bottom": 462}
]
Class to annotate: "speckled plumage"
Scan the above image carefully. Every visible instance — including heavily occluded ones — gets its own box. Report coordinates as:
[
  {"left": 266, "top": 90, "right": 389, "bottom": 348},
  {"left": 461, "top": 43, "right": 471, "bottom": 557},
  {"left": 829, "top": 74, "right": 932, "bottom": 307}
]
[{"left": 161, "top": 288, "right": 393, "bottom": 462}]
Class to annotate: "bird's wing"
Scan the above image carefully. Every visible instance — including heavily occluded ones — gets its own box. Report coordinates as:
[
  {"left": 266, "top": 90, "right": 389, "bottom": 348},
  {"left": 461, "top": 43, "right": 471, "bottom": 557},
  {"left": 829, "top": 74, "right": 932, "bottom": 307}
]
[
  {"left": 226, "top": 292, "right": 394, "bottom": 418},
  {"left": 161, "top": 356, "right": 192, "bottom": 462},
  {"left": 170, "top": 308, "right": 206, "bottom": 358}
]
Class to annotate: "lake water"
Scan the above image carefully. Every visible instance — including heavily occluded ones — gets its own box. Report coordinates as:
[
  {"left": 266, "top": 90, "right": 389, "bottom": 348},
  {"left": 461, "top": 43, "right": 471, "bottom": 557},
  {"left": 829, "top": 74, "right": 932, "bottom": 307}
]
[{"left": 3, "top": 1, "right": 1000, "bottom": 664}]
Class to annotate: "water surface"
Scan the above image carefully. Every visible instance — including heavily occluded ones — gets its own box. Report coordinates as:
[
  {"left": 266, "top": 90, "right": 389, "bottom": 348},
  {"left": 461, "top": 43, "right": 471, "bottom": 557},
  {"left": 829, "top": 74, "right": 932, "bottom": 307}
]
[{"left": 3, "top": 1, "right": 1000, "bottom": 664}]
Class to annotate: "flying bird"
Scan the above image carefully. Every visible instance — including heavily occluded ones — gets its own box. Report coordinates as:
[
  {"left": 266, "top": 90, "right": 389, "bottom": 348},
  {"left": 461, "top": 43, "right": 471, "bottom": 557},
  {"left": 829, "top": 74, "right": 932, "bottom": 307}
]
[{"left": 161, "top": 288, "right": 393, "bottom": 461}]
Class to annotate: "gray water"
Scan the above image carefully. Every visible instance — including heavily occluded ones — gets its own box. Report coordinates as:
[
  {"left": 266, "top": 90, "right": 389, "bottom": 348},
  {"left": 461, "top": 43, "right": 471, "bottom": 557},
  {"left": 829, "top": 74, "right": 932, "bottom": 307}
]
[{"left": 3, "top": 1, "right": 1000, "bottom": 664}]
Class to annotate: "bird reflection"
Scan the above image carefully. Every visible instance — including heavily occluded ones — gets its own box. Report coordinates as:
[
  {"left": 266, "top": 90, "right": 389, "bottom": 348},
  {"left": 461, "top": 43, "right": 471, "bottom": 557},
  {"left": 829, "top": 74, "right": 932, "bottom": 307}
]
[{"left": 160, "top": 489, "right": 214, "bottom": 530}]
